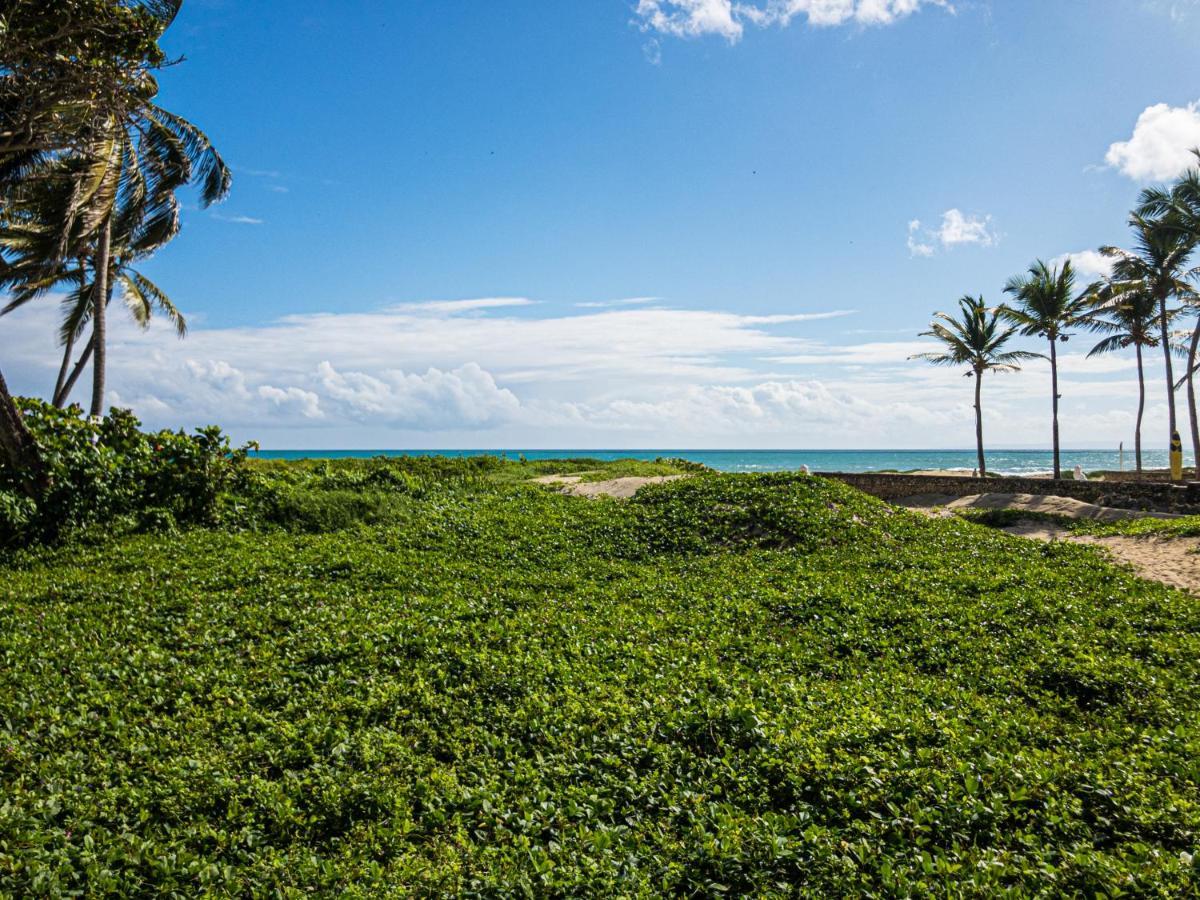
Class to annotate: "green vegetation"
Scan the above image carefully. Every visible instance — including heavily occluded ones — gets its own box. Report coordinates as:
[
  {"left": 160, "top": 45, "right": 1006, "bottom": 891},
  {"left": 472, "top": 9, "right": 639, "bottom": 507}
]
[
  {"left": 2, "top": 450, "right": 1199, "bottom": 895},
  {"left": 0, "top": 400, "right": 254, "bottom": 545}
]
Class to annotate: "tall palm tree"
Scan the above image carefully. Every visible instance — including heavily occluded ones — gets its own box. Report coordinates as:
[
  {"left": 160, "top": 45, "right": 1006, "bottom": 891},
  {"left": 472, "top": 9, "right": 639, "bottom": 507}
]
[
  {"left": 1, "top": 167, "right": 186, "bottom": 407},
  {"left": 1100, "top": 215, "right": 1198, "bottom": 470},
  {"left": 0, "top": 0, "right": 183, "bottom": 491},
  {"left": 1137, "top": 156, "right": 1200, "bottom": 466},
  {"left": 1, "top": 92, "right": 227, "bottom": 415},
  {"left": 911, "top": 295, "right": 1038, "bottom": 476},
  {"left": 1083, "top": 280, "right": 1173, "bottom": 472},
  {"left": 999, "top": 260, "right": 1090, "bottom": 479}
]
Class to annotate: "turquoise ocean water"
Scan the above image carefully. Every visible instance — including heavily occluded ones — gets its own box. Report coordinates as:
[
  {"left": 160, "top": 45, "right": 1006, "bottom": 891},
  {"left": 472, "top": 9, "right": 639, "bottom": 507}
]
[{"left": 253, "top": 448, "right": 1174, "bottom": 477}]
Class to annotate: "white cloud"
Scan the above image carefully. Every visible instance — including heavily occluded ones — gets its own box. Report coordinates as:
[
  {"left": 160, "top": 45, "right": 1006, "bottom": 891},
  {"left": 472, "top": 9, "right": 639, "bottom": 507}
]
[
  {"left": 636, "top": 0, "right": 743, "bottom": 40},
  {"left": 937, "top": 208, "right": 995, "bottom": 247},
  {"left": 391, "top": 297, "right": 536, "bottom": 315},
  {"left": 316, "top": 361, "right": 520, "bottom": 427},
  {"left": 1105, "top": 100, "right": 1200, "bottom": 181},
  {"left": 574, "top": 297, "right": 661, "bottom": 309},
  {"left": 258, "top": 385, "right": 323, "bottom": 419},
  {"left": 209, "top": 212, "right": 265, "bottom": 225},
  {"left": 0, "top": 294, "right": 1168, "bottom": 449},
  {"left": 907, "top": 219, "right": 935, "bottom": 257},
  {"left": 1052, "top": 249, "right": 1114, "bottom": 282},
  {"left": 907, "top": 209, "right": 995, "bottom": 256},
  {"left": 635, "top": 0, "right": 950, "bottom": 41}
]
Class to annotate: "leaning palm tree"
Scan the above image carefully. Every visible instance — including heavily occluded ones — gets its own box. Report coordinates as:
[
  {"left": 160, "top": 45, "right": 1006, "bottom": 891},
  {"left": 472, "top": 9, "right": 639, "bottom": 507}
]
[
  {"left": 1100, "top": 215, "right": 1198, "bottom": 468},
  {"left": 1, "top": 165, "right": 186, "bottom": 406},
  {"left": 1, "top": 91, "right": 227, "bottom": 415},
  {"left": 911, "top": 295, "right": 1038, "bottom": 476},
  {"left": 1083, "top": 280, "right": 1173, "bottom": 472},
  {"left": 1000, "top": 260, "right": 1091, "bottom": 479}
]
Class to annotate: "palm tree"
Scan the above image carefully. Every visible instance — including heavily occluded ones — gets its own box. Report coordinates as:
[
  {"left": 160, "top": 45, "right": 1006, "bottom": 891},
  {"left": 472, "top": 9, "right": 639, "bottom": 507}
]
[
  {"left": 999, "top": 260, "right": 1090, "bottom": 479},
  {"left": 911, "top": 296, "right": 1038, "bottom": 476},
  {"left": 0, "top": 95, "right": 227, "bottom": 416},
  {"left": 1, "top": 168, "right": 186, "bottom": 407},
  {"left": 1100, "top": 215, "right": 1198, "bottom": 470},
  {"left": 1083, "top": 280, "right": 1172, "bottom": 472},
  {"left": 1137, "top": 156, "right": 1200, "bottom": 467},
  {"left": 0, "top": 0, "right": 183, "bottom": 492}
]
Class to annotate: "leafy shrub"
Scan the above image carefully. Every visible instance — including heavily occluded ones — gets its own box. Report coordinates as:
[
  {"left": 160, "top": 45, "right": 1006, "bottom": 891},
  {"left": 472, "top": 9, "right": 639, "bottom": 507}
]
[{"left": 0, "top": 399, "right": 255, "bottom": 545}]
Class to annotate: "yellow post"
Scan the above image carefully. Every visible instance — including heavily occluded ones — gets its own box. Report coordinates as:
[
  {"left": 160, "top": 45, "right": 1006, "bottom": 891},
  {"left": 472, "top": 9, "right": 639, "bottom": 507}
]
[{"left": 1170, "top": 430, "right": 1184, "bottom": 481}]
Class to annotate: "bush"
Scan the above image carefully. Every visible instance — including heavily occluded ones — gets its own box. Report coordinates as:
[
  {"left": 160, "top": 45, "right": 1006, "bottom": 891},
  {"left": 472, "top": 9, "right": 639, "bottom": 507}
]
[{"left": 0, "top": 399, "right": 255, "bottom": 545}]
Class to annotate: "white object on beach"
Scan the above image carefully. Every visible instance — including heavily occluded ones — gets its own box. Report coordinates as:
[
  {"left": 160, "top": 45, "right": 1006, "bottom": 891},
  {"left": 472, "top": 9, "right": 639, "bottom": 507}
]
[
  {"left": 800, "top": 464, "right": 811, "bottom": 475},
  {"left": 1073, "top": 464, "right": 1088, "bottom": 481}
]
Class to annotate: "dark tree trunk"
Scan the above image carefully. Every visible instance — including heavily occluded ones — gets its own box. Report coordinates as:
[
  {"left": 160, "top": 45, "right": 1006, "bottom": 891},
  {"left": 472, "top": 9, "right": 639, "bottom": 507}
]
[
  {"left": 88, "top": 218, "right": 111, "bottom": 419},
  {"left": 1049, "top": 336, "right": 1061, "bottom": 480},
  {"left": 52, "top": 331, "right": 75, "bottom": 407},
  {"left": 974, "top": 368, "right": 985, "bottom": 476},
  {"left": 1188, "top": 316, "right": 1200, "bottom": 474},
  {"left": 53, "top": 259, "right": 88, "bottom": 407},
  {"left": 1160, "top": 292, "right": 1177, "bottom": 438},
  {"left": 0, "top": 366, "right": 48, "bottom": 498},
  {"left": 1135, "top": 342, "right": 1145, "bottom": 473},
  {"left": 53, "top": 331, "right": 94, "bottom": 408}
]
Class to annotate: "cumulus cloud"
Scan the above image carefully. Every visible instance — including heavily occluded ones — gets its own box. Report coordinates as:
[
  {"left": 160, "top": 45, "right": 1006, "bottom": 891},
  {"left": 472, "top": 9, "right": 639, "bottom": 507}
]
[
  {"left": 316, "top": 361, "right": 520, "bottom": 427},
  {"left": 1105, "top": 100, "right": 1200, "bottom": 181},
  {"left": 907, "top": 209, "right": 995, "bottom": 256},
  {"left": 1052, "top": 249, "right": 1114, "bottom": 281},
  {"left": 0, "top": 293, "right": 1162, "bottom": 448},
  {"left": 258, "top": 385, "right": 323, "bottom": 418},
  {"left": 635, "top": 0, "right": 950, "bottom": 41}
]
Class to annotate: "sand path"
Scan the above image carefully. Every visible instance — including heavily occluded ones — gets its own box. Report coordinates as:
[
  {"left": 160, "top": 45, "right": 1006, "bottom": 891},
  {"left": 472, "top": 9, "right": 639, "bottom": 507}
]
[
  {"left": 532, "top": 474, "right": 689, "bottom": 499},
  {"left": 898, "top": 492, "right": 1197, "bottom": 593},
  {"left": 1002, "top": 521, "right": 1200, "bottom": 594}
]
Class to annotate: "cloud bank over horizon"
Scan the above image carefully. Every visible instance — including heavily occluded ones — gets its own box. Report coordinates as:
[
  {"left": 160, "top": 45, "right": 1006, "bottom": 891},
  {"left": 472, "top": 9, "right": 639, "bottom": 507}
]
[{"left": 0, "top": 293, "right": 1168, "bottom": 451}]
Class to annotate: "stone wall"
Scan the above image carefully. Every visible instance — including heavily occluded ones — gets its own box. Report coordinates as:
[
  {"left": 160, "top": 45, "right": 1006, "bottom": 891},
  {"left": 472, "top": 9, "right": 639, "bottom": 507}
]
[{"left": 819, "top": 472, "right": 1200, "bottom": 514}]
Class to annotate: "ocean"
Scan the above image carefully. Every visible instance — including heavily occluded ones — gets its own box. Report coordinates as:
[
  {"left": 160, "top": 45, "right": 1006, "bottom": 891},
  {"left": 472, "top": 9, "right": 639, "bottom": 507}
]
[{"left": 252, "top": 448, "right": 1173, "bottom": 477}]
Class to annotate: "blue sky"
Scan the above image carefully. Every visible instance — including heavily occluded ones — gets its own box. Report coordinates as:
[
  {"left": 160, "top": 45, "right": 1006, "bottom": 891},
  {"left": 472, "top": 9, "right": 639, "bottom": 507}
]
[{"left": 5, "top": 0, "right": 1200, "bottom": 448}]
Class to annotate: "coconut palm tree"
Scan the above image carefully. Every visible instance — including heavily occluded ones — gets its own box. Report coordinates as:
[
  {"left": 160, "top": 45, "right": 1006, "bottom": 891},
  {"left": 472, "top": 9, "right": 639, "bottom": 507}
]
[
  {"left": 0, "top": 0, "right": 184, "bottom": 490},
  {"left": 999, "top": 260, "right": 1091, "bottom": 479},
  {"left": 1100, "top": 215, "right": 1198, "bottom": 470},
  {"left": 1, "top": 94, "right": 227, "bottom": 416},
  {"left": 1136, "top": 156, "right": 1200, "bottom": 466},
  {"left": 1, "top": 164, "right": 186, "bottom": 407},
  {"left": 911, "top": 295, "right": 1038, "bottom": 476},
  {"left": 1083, "top": 280, "right": 1173, "bottom": 472}
]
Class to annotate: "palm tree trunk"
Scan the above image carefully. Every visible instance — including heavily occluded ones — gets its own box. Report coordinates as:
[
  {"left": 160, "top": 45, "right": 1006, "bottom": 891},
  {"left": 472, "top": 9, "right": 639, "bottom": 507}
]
[
  {"left": 974, "top": 368, "right": 985, "bottom": 476},
  {"left": 1160, "top": 292, "right": 1177, "bottom": 438},
  {"left": 1049, "top": 336, "right": 1061, "bottom": 479},
  {"left": 54, "top": 332, "right": 95, "bottom": 408},
  {"left": 0, "top": 365, "right": 48, "bottom": 498},
  {"left": 53, "top": 259, "right": 87, "bottom": 407},
  {"left": 89, "top": 217, "right": 112, "bottom": 419},
  {"left": 1135, "top": 342, "right": 1145, "bottom": 473},
  {"left": 1188, "top": 316, "right": 1200, "bottom": 475},
  {"left": 52, "top": 332, "right": 75, "bottom": 407}
]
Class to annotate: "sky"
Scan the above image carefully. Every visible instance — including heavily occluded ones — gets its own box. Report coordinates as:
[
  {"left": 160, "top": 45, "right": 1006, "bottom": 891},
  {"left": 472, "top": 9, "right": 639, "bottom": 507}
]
[{"left": 4, "top": 0, "right": 1200, "bottom": 449}]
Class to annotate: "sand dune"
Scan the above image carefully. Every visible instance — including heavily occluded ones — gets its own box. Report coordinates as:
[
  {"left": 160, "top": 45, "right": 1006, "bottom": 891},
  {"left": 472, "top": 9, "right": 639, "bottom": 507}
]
[{"left": 532, "top": 474, "right": 688, "bottom": 499}]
